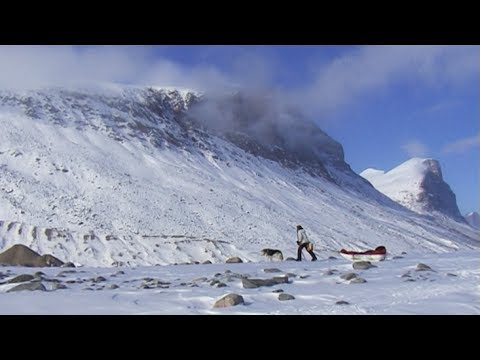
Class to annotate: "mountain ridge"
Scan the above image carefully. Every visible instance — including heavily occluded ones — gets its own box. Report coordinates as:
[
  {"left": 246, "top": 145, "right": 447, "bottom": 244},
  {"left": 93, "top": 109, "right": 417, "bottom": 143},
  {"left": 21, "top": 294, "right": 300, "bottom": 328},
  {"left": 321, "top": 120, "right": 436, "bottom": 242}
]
[{"left": 0, "top": 86, "right": 478, "bottom": 266}]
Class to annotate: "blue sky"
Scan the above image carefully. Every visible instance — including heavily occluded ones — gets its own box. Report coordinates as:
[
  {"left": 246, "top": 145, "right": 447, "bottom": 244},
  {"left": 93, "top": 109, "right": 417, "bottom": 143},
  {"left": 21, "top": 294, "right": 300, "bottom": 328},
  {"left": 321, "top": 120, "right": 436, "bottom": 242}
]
[{"left": 0, "top": 45, "right": 478, "bottom": 214}]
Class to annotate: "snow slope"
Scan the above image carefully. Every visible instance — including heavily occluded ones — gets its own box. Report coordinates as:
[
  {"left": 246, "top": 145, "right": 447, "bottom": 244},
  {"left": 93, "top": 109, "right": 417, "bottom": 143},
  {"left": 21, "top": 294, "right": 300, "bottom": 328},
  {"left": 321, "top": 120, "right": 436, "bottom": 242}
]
[{"left": 0, "top": 87, "right": 478, "bottom": 267}]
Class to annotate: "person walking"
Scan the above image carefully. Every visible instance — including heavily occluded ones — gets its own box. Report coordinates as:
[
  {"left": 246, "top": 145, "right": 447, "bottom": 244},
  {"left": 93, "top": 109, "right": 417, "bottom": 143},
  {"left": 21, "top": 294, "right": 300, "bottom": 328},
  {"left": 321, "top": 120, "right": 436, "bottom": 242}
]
[{"left": 296, "top": 225, "right": 317, "bottom": 261}]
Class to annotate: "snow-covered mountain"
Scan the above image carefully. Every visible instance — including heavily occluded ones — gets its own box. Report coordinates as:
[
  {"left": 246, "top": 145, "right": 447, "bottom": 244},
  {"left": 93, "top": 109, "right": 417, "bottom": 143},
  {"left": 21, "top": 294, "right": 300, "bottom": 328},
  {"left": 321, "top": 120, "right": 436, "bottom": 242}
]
[
  {"left": 464, "top": 212, "right": 480, "bottom": 229},
  {"left": 0, "top": 86, "right": 478, "bottom": 266},
  {"left": 360, "top": 158, "right": 465, "bottom": 221}
]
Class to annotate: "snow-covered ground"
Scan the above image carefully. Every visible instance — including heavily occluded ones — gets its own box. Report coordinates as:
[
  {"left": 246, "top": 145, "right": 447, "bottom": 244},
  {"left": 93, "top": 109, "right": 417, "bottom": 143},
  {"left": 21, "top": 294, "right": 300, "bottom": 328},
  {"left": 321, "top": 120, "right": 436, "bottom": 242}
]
[{"left": 1, "top": 250, "right": 478, "bottom": 314}]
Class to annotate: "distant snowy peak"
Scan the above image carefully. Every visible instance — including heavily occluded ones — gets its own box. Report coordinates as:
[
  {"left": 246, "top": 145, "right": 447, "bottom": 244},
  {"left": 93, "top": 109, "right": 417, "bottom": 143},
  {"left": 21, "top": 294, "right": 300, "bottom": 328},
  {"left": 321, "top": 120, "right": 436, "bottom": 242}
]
[
  {"left": 360, "top": 158, "right": 464, "bottom": 221},
  {"left": 464, "top": 212, "right": 480, "bottom": 229}
]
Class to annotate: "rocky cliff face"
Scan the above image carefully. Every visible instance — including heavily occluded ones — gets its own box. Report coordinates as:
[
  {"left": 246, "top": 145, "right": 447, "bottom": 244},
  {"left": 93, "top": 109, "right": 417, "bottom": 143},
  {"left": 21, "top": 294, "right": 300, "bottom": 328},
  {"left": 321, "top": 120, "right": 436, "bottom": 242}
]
[
  {"left": 417, "top": 160, "right": 464, "bottom": 220},
  {"left": 187, "top": 91, "right": 350, "bottom": 181}
]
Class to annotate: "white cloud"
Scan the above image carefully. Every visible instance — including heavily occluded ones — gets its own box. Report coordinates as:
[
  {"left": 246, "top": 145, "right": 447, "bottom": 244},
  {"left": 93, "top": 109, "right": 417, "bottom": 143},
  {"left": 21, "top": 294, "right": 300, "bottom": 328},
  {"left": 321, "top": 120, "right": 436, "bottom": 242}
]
[
  {"left": 443, "top": 133, "right": 480, "bottom": 154},
  {"left": 0, "top": 45, "right": 477, "bottom": 113},
  {"left": 425, "top": 100, "right": 462, "bottom": 113},
  {"left": 295, "top": 45, "right": 479, "bottom": 116},
  {"left": 139, "top": 58, "right": 230, "bottom": 93},
  {"left": 0, "top": 45, "right": 276, "bottom": 93},
  {"left": 0, "top": 45, "right": 152, "bottom": 89},
  {"left": 402, "top": 140, "right": 429, "bottom": 158}
]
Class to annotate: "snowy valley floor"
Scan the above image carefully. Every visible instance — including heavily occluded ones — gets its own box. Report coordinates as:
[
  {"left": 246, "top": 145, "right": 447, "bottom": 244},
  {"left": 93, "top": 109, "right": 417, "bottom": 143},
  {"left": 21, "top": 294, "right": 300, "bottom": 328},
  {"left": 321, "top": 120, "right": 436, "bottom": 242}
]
[{"left": 0, "top": 250, "right": 479, "bottom": 315}]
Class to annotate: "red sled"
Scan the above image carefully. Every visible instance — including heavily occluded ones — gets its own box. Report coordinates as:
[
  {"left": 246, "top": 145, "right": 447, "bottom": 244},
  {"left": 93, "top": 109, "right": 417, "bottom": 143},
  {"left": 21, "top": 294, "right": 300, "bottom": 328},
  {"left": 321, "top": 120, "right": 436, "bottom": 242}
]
[{"left": 339, "top": 246, "right": 387, "bottom": 262}]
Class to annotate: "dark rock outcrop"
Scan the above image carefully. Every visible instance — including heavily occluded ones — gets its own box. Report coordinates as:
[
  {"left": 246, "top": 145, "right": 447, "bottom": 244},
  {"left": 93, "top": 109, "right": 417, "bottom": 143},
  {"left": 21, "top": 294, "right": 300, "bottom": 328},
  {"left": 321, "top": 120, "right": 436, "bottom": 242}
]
[
  {"left": 61, "top": 262, "right": 76, "bottom": 268},
  {"left": 417, "top": 160, "right": 464, "bottom": 221},
  {"left": 213, "top": 293, "right": 245, "bottom": 308},
  {"left": 416, "top": 263, "right": 433, "bottom": 271},
  {"left": 7, "top": 281, "right": 46, "bottom": 292},
  {"left": 352, "top": 261, "right": 376, "bottom": 270},
  {"left": 278, "top": 293, "right": 295, "bottom": 301},
  {"left": 241, "top": 276, "right": 289, "bottom": 288},
  {"left": 7, "top": 274, "right": 35, "bottom": 283},
  {"left": 226, "top": 257, "right": 243, "bottom": 263},
  {"left": 340, "top": 272, "right": 358, "bottom": 281},
  {"left": 0, "top": 244, "right": 64, "bottom": 267}
]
